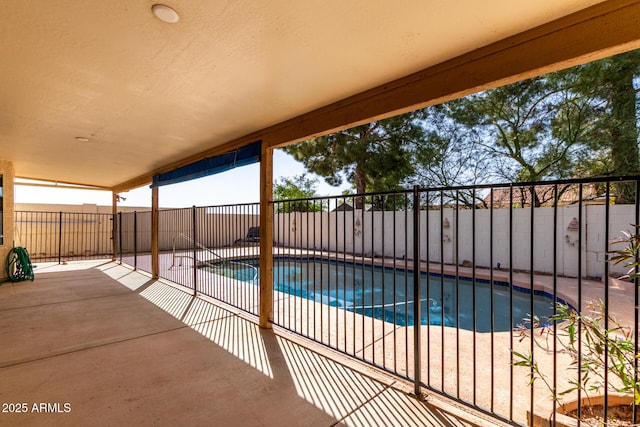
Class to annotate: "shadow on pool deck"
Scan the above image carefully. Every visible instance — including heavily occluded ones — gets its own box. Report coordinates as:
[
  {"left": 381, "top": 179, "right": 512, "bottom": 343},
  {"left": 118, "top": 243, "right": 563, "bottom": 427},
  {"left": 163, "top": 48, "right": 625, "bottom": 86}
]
[{"left": 0, "top": 260, "right": 496, "bottom": 427}]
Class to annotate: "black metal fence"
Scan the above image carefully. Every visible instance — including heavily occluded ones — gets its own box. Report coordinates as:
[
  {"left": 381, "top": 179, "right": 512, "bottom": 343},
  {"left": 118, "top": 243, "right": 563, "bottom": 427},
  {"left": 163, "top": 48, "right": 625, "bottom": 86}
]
[
  {"left": 115, "top": 211, "right": 152, "bottom": 275},
  {"left": 113, "top": 205, "right": 260, "bottom": 315},
  {"left": 152, "top": 204, "right": 261, "bottom": 315},
  {"left": 271, "top": 177, "right": 640, "bottom": 427},
  {"left": 14, "top": 211, "right": 113, "bottom": 262}
]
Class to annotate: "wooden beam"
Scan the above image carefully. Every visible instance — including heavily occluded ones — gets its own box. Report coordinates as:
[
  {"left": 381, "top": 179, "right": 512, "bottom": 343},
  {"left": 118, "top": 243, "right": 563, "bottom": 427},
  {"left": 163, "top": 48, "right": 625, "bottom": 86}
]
[
  {"left": 262, "top": 0, "right": 640, "bottom": 149},
  {"left": 111, "top": 176, "right": 153, "bottom": 194},
  {"left": 17, "top": 176, "right": 110, "bottom": 191},
  {"left": 151, "top": 186, "right": 159, "bottom": 279},
  {"left": 259, "top": 142, "right": 274, "bottom": 329},
  {"left": 111, "top": 0, "right": 640, "bottom": 192}
]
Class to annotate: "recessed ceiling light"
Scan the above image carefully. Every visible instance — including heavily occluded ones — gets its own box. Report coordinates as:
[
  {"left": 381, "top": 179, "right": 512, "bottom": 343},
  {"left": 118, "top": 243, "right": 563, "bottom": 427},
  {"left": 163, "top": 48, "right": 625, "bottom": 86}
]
[
  {"left": 76, "top": 137, "right": 90, "bottom": 142},
  {"left": 152, "top": 4, "right": 180, "bottom": 23}
]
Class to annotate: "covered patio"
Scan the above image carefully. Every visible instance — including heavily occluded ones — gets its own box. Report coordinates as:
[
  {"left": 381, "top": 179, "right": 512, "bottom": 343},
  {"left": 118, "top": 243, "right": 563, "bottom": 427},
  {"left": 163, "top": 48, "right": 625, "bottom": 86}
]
[
  {"left": 0, "top": 261, "right": 490, "bottom": 426},
  {"left": 2, "top": 1, "right": 640, "bottom": 425}
]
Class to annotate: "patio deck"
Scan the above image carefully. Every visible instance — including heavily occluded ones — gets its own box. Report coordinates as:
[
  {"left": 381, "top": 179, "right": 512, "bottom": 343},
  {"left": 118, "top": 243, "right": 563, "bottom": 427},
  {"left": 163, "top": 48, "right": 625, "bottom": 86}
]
[{"left": 0, "top": 260, "right": 497, "bottom": 426}]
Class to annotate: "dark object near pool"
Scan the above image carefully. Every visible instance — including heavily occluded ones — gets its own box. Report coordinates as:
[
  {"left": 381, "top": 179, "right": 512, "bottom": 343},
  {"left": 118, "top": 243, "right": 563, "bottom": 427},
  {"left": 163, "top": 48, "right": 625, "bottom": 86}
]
[{"left": 235, "top": 226, "right": 260, "bottom": 244}]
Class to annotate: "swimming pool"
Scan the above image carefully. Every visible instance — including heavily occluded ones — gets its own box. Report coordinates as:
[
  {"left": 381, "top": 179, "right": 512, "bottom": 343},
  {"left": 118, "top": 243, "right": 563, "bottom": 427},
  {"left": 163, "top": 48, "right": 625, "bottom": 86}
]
[{"left": 200, "top": 257, "right": 557, "bottom": 332}]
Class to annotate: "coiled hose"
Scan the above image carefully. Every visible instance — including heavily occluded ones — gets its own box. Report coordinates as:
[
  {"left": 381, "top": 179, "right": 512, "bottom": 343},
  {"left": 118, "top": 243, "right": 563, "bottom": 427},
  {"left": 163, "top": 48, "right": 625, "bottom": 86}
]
[{"left": 5, "top": 247, "right": 35, "bottom": 282}]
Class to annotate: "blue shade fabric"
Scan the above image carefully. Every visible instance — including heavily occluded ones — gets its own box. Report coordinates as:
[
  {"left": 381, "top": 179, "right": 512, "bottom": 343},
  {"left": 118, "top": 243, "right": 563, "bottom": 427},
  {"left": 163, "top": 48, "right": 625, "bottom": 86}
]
[{"left": 151, "top": 140, "right": 261, "bottom": 188}]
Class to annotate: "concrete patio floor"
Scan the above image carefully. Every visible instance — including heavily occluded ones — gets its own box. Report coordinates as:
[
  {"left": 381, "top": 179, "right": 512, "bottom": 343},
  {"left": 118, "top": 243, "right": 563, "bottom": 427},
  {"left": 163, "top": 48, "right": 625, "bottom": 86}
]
[{"left": 0, "top": 261, "right": 500, "bottom": 427}]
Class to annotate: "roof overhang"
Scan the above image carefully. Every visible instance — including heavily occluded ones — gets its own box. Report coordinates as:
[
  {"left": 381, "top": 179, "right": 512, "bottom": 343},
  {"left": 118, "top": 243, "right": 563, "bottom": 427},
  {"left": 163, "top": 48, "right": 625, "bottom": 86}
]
[{"left": 1, "top": 0, "right": 639, "bottom": 193}]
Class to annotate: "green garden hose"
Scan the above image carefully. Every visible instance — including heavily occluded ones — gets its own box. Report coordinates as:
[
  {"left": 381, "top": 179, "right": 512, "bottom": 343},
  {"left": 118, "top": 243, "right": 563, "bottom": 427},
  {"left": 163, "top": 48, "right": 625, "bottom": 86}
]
[{"left": 5, "top": 247, "right": 35, "bottom": 282}]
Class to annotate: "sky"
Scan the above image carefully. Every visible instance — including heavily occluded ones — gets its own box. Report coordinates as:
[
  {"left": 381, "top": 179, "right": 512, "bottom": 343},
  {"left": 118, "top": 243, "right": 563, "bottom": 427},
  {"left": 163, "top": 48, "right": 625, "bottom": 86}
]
[{"left": 14, "top": 150, "right": 351, "bottom": 208}]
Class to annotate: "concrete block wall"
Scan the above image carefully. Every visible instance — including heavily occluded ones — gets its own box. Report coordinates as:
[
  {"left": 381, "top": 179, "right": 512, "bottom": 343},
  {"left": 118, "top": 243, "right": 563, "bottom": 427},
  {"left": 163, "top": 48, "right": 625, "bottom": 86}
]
[
  {"left": 11, "top": 198, "right": 638, "bottom": 281},
  {"left": 274, "top": 204, "right": 637, "bottom": 279}
]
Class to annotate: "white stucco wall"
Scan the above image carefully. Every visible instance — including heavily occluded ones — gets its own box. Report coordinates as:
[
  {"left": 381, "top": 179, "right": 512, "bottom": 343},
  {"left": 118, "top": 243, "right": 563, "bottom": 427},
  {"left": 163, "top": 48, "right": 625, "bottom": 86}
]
[
  {"left": 12, "top": 200, "right": 638, "bottom": 280},
  {"left": 274, "top": 204, "right": 637, "bottom": 279}
]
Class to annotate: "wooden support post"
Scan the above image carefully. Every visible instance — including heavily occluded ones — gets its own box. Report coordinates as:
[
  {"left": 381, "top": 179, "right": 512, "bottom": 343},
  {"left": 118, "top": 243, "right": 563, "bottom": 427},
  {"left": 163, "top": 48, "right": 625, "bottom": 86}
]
[
  {"left": 112, "top": 192, "right": 118, "bottom": 261},
  {"left": 151, "top": 186, "right": 159, "bottom": 279},
  {"left": 259, "top": 142, "right": 274, "bottom": 329}
]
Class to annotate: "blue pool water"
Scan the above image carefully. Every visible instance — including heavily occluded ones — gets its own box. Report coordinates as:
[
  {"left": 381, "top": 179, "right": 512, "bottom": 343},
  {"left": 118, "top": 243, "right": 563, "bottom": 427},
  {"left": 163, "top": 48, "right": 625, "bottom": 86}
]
[{"left": 201, "top": 258, "right": 556, "bottom": 333}]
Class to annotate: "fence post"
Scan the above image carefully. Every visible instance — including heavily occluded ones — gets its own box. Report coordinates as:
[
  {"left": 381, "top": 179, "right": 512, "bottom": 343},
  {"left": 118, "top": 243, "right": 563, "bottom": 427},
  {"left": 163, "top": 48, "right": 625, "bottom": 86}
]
[
  {"left": 112, "top": 193, "right": 117, "bottom": 261},
  {"left": 412, "top": 185, "right": 421, "bottom": 396},
  {"left": 58, "top": 211, "right": 63, "bottom": 264},
  {"left": 192, "top": 205, "right": 197, "bottom": 296},
  {"left": 111, "top": 214, "right": 116, "bottom": 261},
  {"left": 133, "top": 211, "right": 138, "bottom": 270},
  {"left": 118, "top": 212, "right": 123, "bottom": 264}
]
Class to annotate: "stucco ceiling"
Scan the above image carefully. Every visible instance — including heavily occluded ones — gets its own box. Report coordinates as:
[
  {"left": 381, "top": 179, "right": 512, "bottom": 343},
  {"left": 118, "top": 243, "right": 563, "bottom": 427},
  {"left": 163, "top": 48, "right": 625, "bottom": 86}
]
[{"left": 0, "top": 0, "right": 611, "bottom": 189}]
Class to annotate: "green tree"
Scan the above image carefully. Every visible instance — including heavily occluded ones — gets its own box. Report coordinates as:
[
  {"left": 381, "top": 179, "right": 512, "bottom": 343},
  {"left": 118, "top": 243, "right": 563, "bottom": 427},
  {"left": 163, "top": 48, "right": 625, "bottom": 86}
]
[
  {"left": 273, "top": 174, "right": 324, "bottom": 213},
  {"left": 453, "top": 78, "right": 588, "bottom": 180},
  {"left": 412, "top": 104, "right": 496, "bottom": 207},
  {"left": 444, "top": 76, "right": 594, "bottom": 206},
  {"left": 283, "top": 112, "right": 427, "bottom": 208},
  {"left": 562, "top": 50, "right": 640, "bottom": 203}
]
